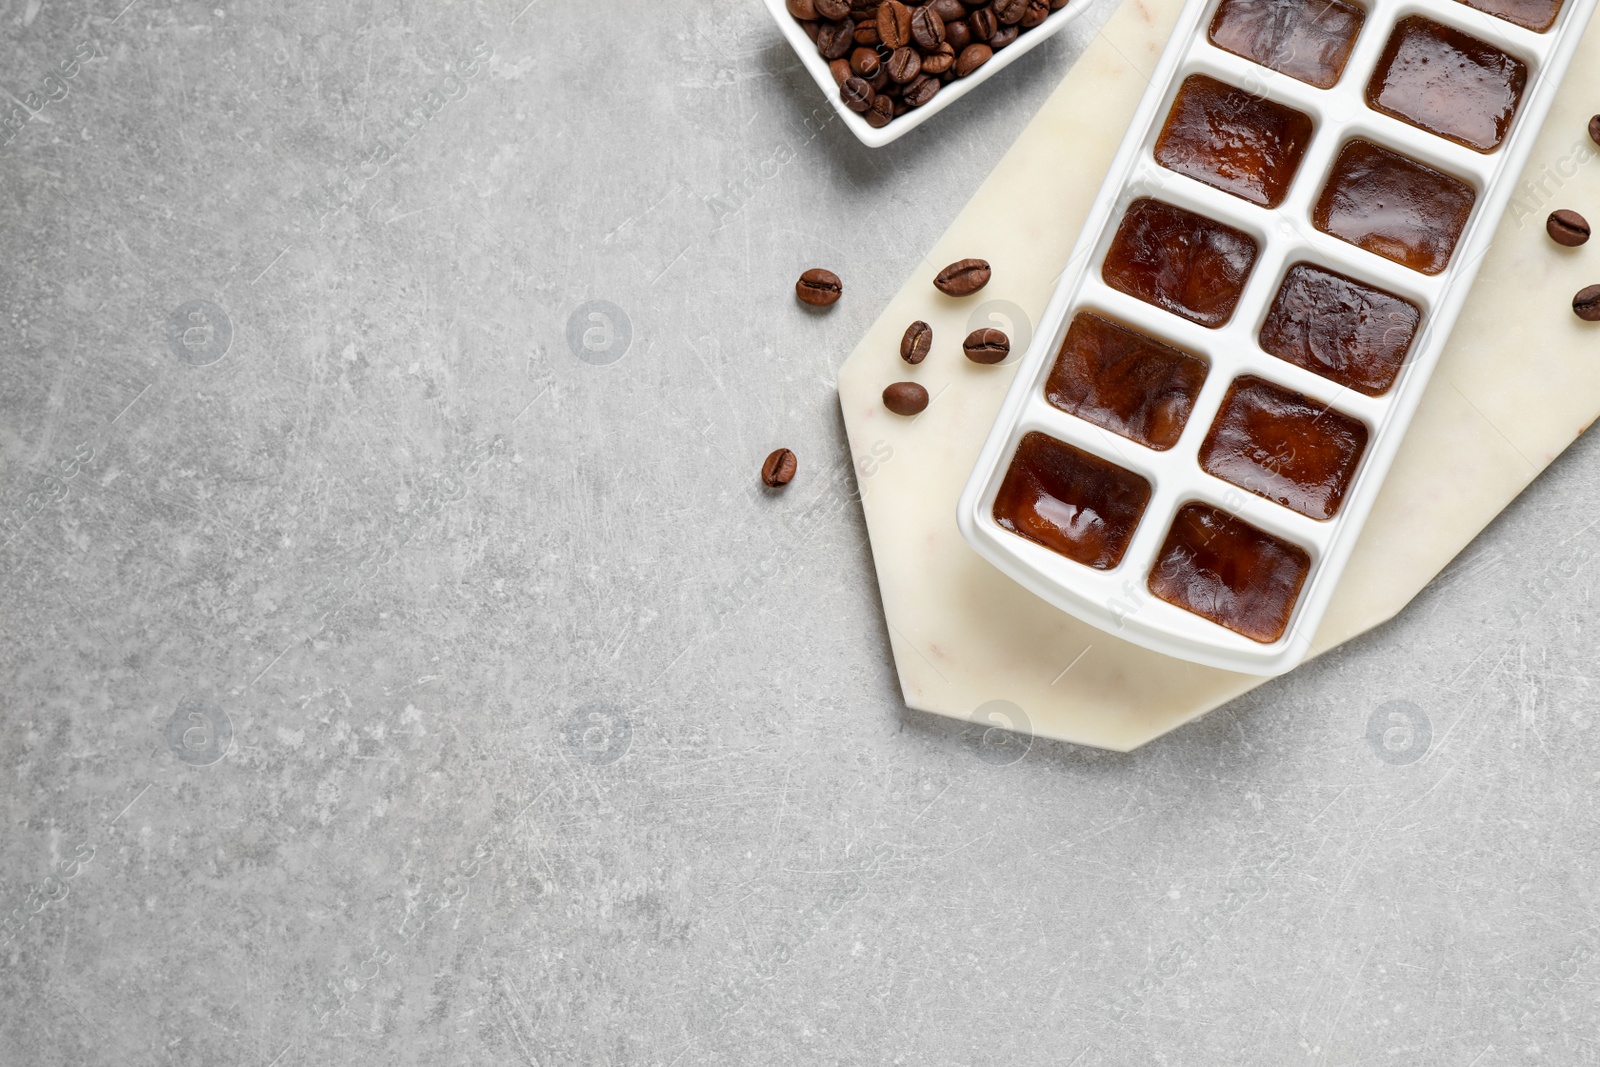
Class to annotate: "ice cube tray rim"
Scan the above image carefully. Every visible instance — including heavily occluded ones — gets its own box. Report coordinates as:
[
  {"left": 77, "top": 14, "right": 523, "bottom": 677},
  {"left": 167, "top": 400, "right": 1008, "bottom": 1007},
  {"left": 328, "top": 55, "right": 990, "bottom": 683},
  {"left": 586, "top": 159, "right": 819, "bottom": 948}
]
[
  {"left": 957, "top": 0, "right": 1599, "bottom": 675},
  {"left": 759, "top": 0, "right": 1096, "bottom": 150}
]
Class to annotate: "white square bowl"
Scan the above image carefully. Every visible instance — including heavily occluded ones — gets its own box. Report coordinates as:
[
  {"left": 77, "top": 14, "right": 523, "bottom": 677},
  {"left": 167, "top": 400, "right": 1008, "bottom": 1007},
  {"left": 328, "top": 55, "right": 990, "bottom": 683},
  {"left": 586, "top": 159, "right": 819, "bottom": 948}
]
[{"left": 763, "top": 0, "right": 1095, "bottom": 147}]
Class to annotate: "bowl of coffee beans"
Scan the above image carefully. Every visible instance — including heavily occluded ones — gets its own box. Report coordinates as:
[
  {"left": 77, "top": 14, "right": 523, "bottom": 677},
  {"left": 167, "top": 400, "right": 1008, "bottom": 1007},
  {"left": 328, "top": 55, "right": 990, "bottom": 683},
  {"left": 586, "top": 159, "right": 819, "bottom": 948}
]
[{"left": 768, "top": 0, "right": 1087, "bottom": 147}]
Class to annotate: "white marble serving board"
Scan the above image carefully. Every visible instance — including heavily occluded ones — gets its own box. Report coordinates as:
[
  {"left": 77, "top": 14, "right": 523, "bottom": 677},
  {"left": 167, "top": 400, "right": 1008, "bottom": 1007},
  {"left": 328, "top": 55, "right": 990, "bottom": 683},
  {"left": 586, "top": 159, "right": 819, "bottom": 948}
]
[{"left": 837, "top": 0, "right": 1600, "bottom": 750}]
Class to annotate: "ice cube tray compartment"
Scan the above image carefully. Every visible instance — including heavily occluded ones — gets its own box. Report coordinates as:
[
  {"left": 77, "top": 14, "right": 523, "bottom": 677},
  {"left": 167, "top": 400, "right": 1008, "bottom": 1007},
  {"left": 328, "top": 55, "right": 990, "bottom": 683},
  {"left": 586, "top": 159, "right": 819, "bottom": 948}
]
[{"left": 958, "top": 0, "right": 1598, "bottom": 675}]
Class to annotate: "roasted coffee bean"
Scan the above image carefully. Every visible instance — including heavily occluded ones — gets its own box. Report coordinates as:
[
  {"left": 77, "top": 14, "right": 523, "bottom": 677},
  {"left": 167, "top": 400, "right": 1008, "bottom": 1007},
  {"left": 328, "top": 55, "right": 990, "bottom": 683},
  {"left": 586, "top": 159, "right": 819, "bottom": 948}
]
[
  {"left": 911, "top": 5, "right": 946, "bottom": 49},
  {"left": 946, "top": 19, "right": 972, "bottom": 50},
  {"left": 883, "top": 381, "right": 930, "bottom": 416},
  {"left": 933, "top": 0, "right": 968, "bottom": 18},
  {"left": 816, "top": 0, "right": 851, "bottom": 16},
  {"left": 901, "top": 320, "right": 933, "bottom": 364},
  {"left": 1021, "top": 0, "right": 1052, "bottom": 26},
  {"left": 762, "top": 448, "right": 799, "bottom": 487},
  {"left": 851, "top": 46, "right": 880, "bottom": 76},
  {"left": 935, "top": 258, "right": 992, "bottom": 296},
  {"left": 903, "top": 74, "right": 940, "bottom": 106},
  {"left": 878, "top": 0, "right": 913, "bottom": 47},
  {"left": 869, "top": 65, "right": 891, "bottom": 91},
  {"left": 796, "top": 268, "right": 843, "bottom": 306},
  {"left": 865, "top": 94, "right": 895, "bottom": 127},
  {"left": 1590, "top": 114, "right": 1600, "bottom": 148},
  {"left": 955, "top": 41, "right": 993, "bottom": 74},
  {"left": 1575, "top": 285, "right": 1600, "bottom": 320},
  {"left": 990, "top": 23, "right": 1019, "bottom": 47},
  {"left": 922, "top": 42, "right": 956, "bottom": 73},
  {"left": 963, "top": 328, "right": 1010, "bottom": 363},
  {"left": 994, "top": 0, "right": 1029, "bottom": 23},
  {"left": 817, "top": 19, "right": 855, "bottom": 58},
  {"left": 787, "top": 0, "right": 818, "bottom": 16},
  {"left": 829, "top": 58, "right": 852, "bottom": 85},
  {"left": 887, "top": 46, "right": 922, "bottom": 82},
  {"left": 841, "top": 75, "right": 876, "bottom": 112},
  {"left": 1549, "top": 209, "right": 1591, "bottom": 246},
  {"left": 970, "top": 6, "right": 998, "bottom": 39},
  {"left": 801, "top": 19, "right": 821, "bottom": 41},
  {"left": 854, "top": 21, "right": 881, "bottom": 45}
]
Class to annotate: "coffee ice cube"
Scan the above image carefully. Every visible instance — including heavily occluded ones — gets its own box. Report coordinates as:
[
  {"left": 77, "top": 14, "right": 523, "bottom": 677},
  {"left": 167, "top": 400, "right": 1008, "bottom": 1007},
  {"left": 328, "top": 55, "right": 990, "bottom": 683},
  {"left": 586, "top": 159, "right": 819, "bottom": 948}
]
[
  {"left": 1314, "top": 140, "right": 1475, "bottom": 275},
  {"left": 1154, "top": 74, "right": 1315, "bottom": 207},
  {"left": 1455, "top": 0, "right": 1563, "bottom": 32},
  {"left": 1044, "top": 312, "right": 1209, "bottom": 451},
  {"left": 1103, "top": 198, "right": 1259, "bottom": 328},
  {"left": 1199, "top": 376, "right": 1369, "bottom": 520},
  {"left": 1367, "top": 16, "right": 1528, "bottom": 153},
  {"left": 1258, "top": 263, "right": 1422, "bottom": 396},
  {"left": 1208, "top": 0, "right": 1366, "bottom": 88},
  {"left": 1148, "top": 502, "right": 1311, "bottom": 643},
  {"left": 992, "top": 432, "right": 1152, "bottom": 569}
]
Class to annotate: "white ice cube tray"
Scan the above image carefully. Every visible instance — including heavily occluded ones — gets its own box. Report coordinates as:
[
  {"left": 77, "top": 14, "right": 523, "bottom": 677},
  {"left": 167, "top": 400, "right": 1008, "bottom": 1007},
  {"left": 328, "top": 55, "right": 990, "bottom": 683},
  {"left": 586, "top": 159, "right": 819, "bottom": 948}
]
[{"left": 959, "top": 0, "right": 1600, "bottom": 676}]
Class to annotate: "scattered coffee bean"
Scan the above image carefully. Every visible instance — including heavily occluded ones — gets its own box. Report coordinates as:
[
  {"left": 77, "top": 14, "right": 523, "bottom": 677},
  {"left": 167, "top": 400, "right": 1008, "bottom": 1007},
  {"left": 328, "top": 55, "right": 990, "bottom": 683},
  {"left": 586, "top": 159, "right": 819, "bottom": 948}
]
[
  {"left": 883, "top": 381, "right": 930, "bottom": 416},
  {"left": 901, "top": 320, "right": 933, "bottom": 364},
  {"left": 1590, "top": 114, "right": 1600, "bottom": 148},
  {"left": 841, "top": 76, "right": 876, "bottom": 112},
  {"left": 796, "top": 268, "right": 843, "bottom": 306},
  {"left": 1575, "top": 285, "right": 1600, "bottom": 321},
  {"left": 964, "top": 327, "right": 1010, "bottom": 363},
  {"left": 762, "top": 448, "right": 798, "bottom": 487},
  {"left": 935, "top": 258, "right": 992, "bottom": 296},
  {"left": 1549, "top": 209, "right": 1590, "bottom": 247},
  {"left": 790, "top": 0, "right": 1060, "bottom": 127}
]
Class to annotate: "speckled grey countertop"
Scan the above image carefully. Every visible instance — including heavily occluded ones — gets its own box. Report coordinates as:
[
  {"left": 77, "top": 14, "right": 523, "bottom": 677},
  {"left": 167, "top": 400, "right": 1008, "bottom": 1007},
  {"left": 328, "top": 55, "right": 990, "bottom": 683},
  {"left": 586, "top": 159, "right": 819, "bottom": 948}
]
[{"left": 3, "top": 1, "right": 1599, "bottom": 1064}]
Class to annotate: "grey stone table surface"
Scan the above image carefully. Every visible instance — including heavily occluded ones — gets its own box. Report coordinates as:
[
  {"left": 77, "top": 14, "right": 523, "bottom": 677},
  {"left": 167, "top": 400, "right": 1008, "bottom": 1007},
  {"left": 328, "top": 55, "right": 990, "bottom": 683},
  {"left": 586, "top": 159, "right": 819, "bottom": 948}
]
[{"left": 2, "top": 1, "right": 1598, "bottom": 1064}]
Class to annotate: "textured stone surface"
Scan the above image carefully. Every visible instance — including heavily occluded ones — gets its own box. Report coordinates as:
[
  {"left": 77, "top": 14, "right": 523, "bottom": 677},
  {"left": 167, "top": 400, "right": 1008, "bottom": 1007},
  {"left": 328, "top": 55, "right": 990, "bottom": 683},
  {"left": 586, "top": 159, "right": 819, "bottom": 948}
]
[{"left": 1, "top": 1, "right": 1598, "bottom": 1064}]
